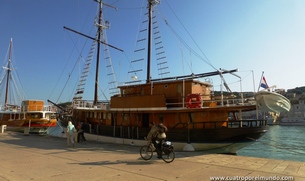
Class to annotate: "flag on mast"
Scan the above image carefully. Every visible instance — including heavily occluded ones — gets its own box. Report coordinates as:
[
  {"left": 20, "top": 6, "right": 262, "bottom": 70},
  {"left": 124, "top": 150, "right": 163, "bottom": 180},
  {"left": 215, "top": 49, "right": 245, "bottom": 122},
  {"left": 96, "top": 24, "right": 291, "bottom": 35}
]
[{"left": 260, "top": 76, "right": 269, "bottom": 89}]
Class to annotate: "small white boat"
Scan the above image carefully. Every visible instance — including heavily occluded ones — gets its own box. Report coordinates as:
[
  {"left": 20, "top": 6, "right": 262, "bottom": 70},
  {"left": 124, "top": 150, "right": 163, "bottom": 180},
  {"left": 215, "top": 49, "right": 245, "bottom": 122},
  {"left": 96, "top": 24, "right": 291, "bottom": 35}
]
[{"left": 255, "top": 90, "right": 291, "bottom": 114}]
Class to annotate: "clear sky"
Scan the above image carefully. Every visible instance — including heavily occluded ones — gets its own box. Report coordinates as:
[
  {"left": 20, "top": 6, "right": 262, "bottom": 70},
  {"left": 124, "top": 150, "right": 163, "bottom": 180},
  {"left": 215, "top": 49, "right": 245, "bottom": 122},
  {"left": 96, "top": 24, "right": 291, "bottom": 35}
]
[{"left": 1, "top": 0, "right": 305, "bottom": 104}]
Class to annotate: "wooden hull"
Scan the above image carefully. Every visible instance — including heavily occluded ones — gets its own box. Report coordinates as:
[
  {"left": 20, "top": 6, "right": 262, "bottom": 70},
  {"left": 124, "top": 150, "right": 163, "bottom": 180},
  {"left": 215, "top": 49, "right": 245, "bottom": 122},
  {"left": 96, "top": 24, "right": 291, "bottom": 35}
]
[
  {"left": 0, "top": 116, "right": 57, "bottom": 133},
  {"left": 84, "top": 132, "right": 261, "bottom": 154},
  {"left": 79, "top": 121, "right": 267, "bottom": 154},
  {"left": 255, "top": 91, "right": 291, "bottom": 114},
  {"left": 62, "top": 103, "right": 268, "bottom": 154}
]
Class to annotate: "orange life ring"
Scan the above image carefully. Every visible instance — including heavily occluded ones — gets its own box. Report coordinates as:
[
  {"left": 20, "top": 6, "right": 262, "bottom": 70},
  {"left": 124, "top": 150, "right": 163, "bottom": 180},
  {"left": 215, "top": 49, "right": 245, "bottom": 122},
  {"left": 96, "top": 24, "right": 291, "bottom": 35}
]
[{"left": 186, "top": 94, "right": 202, "bottom": 108}]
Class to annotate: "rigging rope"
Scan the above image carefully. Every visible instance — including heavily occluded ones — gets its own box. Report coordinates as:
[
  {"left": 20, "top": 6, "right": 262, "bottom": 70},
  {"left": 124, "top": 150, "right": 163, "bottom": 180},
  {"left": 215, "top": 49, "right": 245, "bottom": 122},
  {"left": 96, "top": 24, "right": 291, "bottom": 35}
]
[
  {"left": 163, "top": 0, "right": 217, "bottom": 71},
  {"left": 125, "top": 1, "right": 147, "bottom": 83},
  {"left": 0, "top": 43, "right": 27, "bottom": 106},
  {"left": 48, "top": 3, "right": 96, "bottom": 103}
]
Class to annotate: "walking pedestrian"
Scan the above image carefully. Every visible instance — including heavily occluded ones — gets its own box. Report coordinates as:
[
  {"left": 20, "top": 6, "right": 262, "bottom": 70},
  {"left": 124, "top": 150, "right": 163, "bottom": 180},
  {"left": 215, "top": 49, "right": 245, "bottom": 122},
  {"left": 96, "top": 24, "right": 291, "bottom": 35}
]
[
  {"left": 66, "top": 121, "right": 76, "bottom": 147},
  {"left": 77, "top": 122, "right": 87, "bottom": 143}
]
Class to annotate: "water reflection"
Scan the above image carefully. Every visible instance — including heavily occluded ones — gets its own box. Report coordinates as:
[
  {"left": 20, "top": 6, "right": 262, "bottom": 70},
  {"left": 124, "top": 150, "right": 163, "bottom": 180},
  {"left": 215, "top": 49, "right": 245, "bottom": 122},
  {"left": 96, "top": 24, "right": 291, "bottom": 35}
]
[{"left": 238, "top": 125, "right": 305, "bottom": 162}]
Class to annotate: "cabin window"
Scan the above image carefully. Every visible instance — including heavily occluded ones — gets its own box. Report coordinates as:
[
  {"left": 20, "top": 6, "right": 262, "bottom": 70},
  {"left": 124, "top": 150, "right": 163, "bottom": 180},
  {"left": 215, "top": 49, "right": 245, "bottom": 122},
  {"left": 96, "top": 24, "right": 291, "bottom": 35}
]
[
  {"left": 30, "top": 113, "right": 42, "bottom": 118},
  {"left": 177, "top": 84, "right": 182, "bottom": 94},
  {"left": 94, "top": 112, "right": 97, "bottom": 119},
  {"left": 142, "top": 114, "right": 149, "bottom": 127},
  {"left": 159, "top": 114, "right": 164, "bottom": 123},
  {"left": 14, "top": 114, "right": 19, "bottom": 120},
  {"left": 124, "top": 114, "right": 129, "bottom": 121},
  {"left": 164, "top": 84, "right": 168, "bottom": 89},
  {"left": 108, "top": 113, "right": 111, "bottom": 120},
  {"left": 47, "top": 114, "right": 56, "bottom": 119}
]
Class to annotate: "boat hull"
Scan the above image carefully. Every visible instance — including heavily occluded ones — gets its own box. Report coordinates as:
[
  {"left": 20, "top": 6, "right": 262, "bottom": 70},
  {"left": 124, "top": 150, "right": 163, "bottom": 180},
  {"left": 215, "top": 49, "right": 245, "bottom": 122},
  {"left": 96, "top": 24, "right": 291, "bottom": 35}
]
[
  {"left": 65, "top": 117, "right": 267, "bottom": 154},
  {"left": 84, "top": 126, "right": 266, "bottom": 154},
  {"left": 255, "top": 91, "right": 291, "bottom": 114},
  {"left": 2, "top": 119, "right": 57, "bottom": 133}
]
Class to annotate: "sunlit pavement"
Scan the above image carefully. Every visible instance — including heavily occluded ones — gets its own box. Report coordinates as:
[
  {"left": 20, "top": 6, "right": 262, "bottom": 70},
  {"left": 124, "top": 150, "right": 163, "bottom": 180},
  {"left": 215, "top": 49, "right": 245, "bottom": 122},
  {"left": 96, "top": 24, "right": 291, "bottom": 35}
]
[{"left": 0, "top": 131, "right": 304, "bottom": 181}]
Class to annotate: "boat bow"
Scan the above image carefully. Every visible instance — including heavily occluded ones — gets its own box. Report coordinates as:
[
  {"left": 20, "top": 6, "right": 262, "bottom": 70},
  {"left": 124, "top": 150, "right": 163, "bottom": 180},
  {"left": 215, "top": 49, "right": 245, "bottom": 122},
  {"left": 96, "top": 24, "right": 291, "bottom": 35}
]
[{"left": 255, "top": 90, "right": 291, "bottom": 114}]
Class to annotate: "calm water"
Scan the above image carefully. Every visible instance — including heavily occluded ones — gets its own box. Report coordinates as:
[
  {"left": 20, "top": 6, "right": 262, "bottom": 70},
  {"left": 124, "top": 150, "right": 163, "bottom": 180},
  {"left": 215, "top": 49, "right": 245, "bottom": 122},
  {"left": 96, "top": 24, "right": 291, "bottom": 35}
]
[{"left": 238, "top": 125, "right": 305, "bottom": 162}]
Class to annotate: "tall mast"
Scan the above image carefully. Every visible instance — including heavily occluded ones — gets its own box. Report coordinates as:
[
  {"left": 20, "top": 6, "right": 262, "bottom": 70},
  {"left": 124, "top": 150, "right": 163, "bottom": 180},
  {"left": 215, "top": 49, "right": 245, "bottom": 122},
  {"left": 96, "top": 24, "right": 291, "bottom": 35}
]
[
  {"left": 94, "top": 1, "right": 103, "bottom": 105},
  {"left": 146, "top": 0, "right": 160, "bottom": 83},
  {"left": 65, "top": 0, "right": 121, "bottom": 106},
  {"left": 4, "top": 38, "right": 13, "bottom": 109}
]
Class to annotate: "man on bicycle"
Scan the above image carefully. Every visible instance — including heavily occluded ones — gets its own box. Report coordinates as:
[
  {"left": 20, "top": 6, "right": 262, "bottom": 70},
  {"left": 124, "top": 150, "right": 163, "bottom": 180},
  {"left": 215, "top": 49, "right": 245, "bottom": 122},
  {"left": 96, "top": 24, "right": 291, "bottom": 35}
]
[{"left": 147, "top": 122, "right": 168, "bottom": 159}]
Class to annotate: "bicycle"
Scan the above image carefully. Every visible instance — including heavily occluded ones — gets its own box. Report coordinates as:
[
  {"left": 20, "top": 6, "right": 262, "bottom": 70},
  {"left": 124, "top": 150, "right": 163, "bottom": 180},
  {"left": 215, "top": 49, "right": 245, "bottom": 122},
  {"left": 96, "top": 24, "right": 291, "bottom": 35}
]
[{"left": 140, "top": 138, "right": 175, "bottom": 163}]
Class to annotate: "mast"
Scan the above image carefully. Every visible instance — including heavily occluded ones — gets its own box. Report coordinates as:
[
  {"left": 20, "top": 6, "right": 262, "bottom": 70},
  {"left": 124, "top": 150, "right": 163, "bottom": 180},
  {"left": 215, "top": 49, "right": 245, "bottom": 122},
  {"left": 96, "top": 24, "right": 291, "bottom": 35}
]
[
  {"left": 4, "top": 38, "right": 13, "bottom": 109},
  {"left": 93, "top": 0, "right": 119, "bottom": 105},
  {"left": 146, "top": 0, "right": 160, "bottom": 83},
  {"left": 64, "top": 0, "right": 122, "bottom": 106},
  {"left": 94, "top": 1, "right": 103, "bottom": 105}
]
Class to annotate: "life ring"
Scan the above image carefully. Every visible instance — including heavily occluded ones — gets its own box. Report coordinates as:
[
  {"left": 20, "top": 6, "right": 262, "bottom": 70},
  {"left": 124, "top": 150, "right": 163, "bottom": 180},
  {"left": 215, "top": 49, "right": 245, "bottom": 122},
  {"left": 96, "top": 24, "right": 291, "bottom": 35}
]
[{"left": 186, "top": 94, "right": 202, "bottom": 108}]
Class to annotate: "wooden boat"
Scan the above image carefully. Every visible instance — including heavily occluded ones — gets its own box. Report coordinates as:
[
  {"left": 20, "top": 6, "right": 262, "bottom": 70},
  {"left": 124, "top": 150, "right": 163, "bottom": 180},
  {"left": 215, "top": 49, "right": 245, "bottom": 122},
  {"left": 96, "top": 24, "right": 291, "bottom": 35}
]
[
  {"left": 52, "top": 0, "right": 270, "bottom": 154},
  {"left": 0, "top": 39, "right": 57, "bottom": 133},
  {"left": 255, "top": 90, "right": 291, "bottom": 114}
]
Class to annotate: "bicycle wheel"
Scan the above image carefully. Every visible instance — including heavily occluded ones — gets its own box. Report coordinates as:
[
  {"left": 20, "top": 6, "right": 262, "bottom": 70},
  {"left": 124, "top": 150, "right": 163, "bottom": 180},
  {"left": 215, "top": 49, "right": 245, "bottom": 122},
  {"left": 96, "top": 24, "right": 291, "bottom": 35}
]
[
  {"left": 162, "top": 149, "right": 175, "bottom": 163},
  {"left": 140, "top": 145, "right": 153, "bottom": 160}
]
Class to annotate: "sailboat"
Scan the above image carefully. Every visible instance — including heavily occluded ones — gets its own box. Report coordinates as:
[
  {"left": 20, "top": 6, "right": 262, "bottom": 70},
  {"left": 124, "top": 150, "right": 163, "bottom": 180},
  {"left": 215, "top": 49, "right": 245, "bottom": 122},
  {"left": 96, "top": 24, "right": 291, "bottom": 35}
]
[
  {"left": 53, "top": 0, "right": 271, "bottom": 154},
  {"left": 0, "top": 39, "right": 57, "bottom": 133}
]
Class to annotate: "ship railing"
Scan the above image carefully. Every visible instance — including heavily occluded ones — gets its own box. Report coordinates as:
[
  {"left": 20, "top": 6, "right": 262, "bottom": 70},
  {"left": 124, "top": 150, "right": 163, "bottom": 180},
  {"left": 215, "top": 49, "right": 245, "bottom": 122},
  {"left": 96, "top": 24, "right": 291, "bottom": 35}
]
[
  {"left": 81, "top": 119, "right": 267, "bottom": 141},
  {"left": 212, "top": 97, "right": 255, "bottom": 107},
  {"left": 18, "top": 105, "right": 56, "bottom": 112},
  {"left": 43, "top": 106, "right": 57, "bottom": 112},
  {"left": 165, "top": 97, "right": 255, "bottom": 108},
  {"left": 73, "top": 100, "right": 110, "bottom": 109},
  {"left": 172, "top": 119, "right": 267, "bottom": 129},
  {"left": 227, "top": 119, "right": 267, "bottom": 127}
]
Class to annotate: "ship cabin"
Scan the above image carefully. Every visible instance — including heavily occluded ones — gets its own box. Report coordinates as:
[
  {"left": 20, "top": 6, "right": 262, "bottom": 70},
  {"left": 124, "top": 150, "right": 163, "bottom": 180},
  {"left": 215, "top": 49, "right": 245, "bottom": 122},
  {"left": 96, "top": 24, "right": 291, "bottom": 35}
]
[{"left": 110, "top": 79, "right": 214, "bottom": 110}]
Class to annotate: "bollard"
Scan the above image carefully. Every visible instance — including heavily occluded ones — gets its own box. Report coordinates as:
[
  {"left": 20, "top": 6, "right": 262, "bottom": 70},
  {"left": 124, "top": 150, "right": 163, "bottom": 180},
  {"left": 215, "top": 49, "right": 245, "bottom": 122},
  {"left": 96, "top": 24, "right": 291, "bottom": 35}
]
[
  {"left": 1, "top": 125, "right": 7, "bottom": 133},
  {"left": 24, "top": 128, "right": 30, "bottom": 135}
]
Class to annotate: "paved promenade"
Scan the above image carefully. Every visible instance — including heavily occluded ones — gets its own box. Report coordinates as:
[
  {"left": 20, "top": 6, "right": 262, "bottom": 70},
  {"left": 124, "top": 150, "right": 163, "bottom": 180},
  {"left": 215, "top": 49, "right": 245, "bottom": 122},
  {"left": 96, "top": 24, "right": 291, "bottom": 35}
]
[{"left": 0, "top": 131, "right": 304, "bottom": 181}]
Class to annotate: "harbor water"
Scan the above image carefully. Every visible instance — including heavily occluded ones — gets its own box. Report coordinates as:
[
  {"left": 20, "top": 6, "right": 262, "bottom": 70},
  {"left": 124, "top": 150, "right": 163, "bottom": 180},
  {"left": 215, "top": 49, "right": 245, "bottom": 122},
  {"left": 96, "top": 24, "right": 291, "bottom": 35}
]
[
  {"left": 47, "top": 122, "right": 305, "bottom": 162},
  {"left": 238, "top": 125, "right": 305, "bottom": 162}
]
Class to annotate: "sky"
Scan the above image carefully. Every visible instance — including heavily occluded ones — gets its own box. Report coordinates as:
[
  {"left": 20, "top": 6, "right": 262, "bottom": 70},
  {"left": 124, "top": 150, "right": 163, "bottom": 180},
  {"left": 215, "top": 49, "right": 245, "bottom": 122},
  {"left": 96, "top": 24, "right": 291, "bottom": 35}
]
[{"left": 1, "top": 0, "right": 305, "bottom": 105}]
